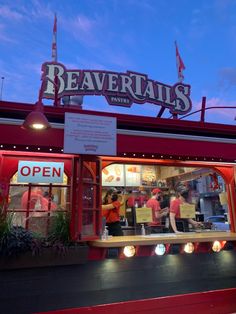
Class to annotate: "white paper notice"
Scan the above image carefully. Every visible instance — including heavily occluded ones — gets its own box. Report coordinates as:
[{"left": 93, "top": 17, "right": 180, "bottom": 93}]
[{"left": 64, "top": 113, "right": 117, "bottom": 155}]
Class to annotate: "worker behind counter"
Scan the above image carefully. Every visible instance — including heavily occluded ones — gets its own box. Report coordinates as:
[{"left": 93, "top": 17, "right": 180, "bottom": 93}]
[
  {"left": 146, "top": 188, "right": 169, "bottom": 233},
  {"left": 170, "top": 184, "right": 202, "bottom": 233},
  {"left": 102, "top": 189, "right": 124, "bottom": 236}
]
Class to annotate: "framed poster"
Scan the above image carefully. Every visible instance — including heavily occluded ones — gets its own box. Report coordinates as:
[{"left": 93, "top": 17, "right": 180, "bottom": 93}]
[
  {"left": 102, "top": 164, "right": 124, "bottom": 186},
  {"left": 141, "top": 165, "right": 157, "bottom": 186},
  {"left": 125, "top": 165, "right": 141, "bottom": 187}
]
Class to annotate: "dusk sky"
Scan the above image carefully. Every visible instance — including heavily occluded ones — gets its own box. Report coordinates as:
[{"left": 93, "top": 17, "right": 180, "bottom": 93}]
[{"left": 1, "top": 0, "right": 236, "bottom": 124}]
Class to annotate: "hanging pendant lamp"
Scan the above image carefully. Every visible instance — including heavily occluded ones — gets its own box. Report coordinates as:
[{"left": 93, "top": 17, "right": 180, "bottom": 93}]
[{"left": 21, "top": 78, "right": 52, "bottom": 131}]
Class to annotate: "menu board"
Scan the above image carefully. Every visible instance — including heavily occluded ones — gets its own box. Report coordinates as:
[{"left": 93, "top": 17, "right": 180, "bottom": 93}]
[
  {"left": 102, "top": 164, "right": 124, "bottom": 186},
  {"left": 141, "top": 165, "right": 157, "bottom": 186},
  {"left": 125, "top": 165, "right": 141, "bottom": 187}
]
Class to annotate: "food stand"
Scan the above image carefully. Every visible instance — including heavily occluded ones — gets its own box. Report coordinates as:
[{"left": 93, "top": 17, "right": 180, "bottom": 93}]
[{"left": 1, "top": 61, "right": 236, "bottom": 313}]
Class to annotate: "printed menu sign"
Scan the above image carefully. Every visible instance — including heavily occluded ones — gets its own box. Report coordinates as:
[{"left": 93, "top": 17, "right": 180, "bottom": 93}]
[
  {"left": 136, "top": 207, "right": 153, "bottom": 223},
  {"left": 125, "top": 165, "right": 141, "bottom": 186},
  {"left": 141, "top": 165, "right": 157, "bottom": 186},
  {"left": 180, "top": 203, "right": 196, "bottom": 219},
  {"left": 64, "top": 113, "right": 117, "bottom": 155},
  {"left": 102, "top": 164, "right": 124, "bottom": 186},
  {"left": 219, "top": 192, "right": 228, "bottom": 205}
]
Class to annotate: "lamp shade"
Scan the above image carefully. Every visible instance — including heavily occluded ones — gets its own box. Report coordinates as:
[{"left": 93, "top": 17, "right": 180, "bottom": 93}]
[{"left": 21, "top": 101, "right": 51, "bottom": 130}]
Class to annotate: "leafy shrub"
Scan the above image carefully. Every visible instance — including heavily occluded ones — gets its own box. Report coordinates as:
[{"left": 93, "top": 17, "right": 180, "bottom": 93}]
[
  {"left": 0, "top": 210, "right": 74, "bottom": 257},
  {"left": 0, "top": 226, "right": 34, "bottom": 257},
  {"left": 0, "top": 211, "right": 13, "bottom": 239},
  {"left": 48, "top": 211, "right": 71, "bottom": 245}
]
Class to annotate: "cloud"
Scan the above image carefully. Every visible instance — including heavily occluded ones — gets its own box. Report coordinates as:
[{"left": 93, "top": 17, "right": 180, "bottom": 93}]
[
  {"left": 62, "top": 14, "right": 100, "bottom": 48},
  {"left": 0, "top": 23, "right": 17, "bottom": 43},
  {"left": 74, "top": 15, "right": 94, "bottom": 33},
  {"left": 127, "top": 0, "right": 154, "bottom": 12},
  {"left": 25, "top": 0, "right": 53, "bottom": 20},
  {"left": 218, "top": 67, "right": 236, "bottom": 90},
  {"left": 0, "top": 5, "right": 23, "bottom": 20},
  {"left": 191, "top": 97, "right": 236, "bottom": 120}
]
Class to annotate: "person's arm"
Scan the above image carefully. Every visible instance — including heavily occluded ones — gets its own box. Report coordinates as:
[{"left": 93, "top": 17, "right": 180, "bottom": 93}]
[
  {"left": 160, "top": 207, "right": 169, "bottom": 214},
  {"left": 188, "top": 218, "right": 202, "bottom": 228},
  {"left": 170, "top": 212, "right": 183, "bottom": 233},
  {"left": 102, "top": 200, "right": 121, "bottom": 211},
  {"left": 102, "top": 203, "right": 116, "bottom": 210},
  {"left": 155, "top": 201, "right": 168, "bottom": 219},
  {"left": 155, "top": 209, "right": 168, "bottom": 219},
  {"left": 170, "top": 212, "right": 178, "bottom": 233}
]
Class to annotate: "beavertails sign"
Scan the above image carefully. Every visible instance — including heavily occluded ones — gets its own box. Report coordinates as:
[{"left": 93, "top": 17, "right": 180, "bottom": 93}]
[{"left": 42, "top": 62, "right": 192, "bottom": 115}]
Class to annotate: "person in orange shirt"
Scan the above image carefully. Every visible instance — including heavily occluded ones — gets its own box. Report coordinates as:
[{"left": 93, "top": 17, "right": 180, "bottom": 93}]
[
  {"left": 102, "top": 189, "right": 124, "bottom": 236},
  {"left": 42, "top": 191, "right": 57, "bottom": 211},
  {"left": 21, "top": 187, "right": 44, "bottom": 210}
]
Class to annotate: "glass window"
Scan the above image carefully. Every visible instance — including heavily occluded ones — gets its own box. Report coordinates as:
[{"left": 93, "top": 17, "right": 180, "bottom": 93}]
[
  {"left": 7, "top": 172, "right": 70, "bottom": 236},
  {"left": 102, "top": 163, "right": 230, "bottom": 231}
]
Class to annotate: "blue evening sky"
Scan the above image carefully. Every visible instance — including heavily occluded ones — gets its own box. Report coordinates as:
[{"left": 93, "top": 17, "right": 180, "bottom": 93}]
[{"left": 1, "top": 0, "right": 236, "bottom": 124}]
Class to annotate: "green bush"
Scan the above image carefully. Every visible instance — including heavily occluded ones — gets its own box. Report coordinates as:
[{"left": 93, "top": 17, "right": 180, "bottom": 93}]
[
  {"left": 0, "top": 211, "right": 13, "bottom": 240},
  {"left": 48, "top": 211, "right": 71, "bottom": 245},
  {"left": 0, "top": 226, "right": 34, "bottom": 257}
]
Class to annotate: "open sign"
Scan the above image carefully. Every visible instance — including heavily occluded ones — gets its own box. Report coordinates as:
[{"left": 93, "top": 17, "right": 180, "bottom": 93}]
[{"left": 17, "top": 161, "right": 64, "bottom": 183}]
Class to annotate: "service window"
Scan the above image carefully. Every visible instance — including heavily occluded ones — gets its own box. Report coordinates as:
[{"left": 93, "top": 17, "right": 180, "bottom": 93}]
[{"left": 102, "top": 163, "right": 230, "bottom": 232}]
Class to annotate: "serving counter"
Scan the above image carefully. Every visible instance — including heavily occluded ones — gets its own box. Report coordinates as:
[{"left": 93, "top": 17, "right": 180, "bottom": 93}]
[{"left": 89, "top": 231, "right": 236, "bottom": 248}]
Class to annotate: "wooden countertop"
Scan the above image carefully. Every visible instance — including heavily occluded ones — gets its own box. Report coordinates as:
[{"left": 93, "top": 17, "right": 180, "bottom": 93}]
[{"left": 89, "top": 231, "right": 236, "bottom": 247}]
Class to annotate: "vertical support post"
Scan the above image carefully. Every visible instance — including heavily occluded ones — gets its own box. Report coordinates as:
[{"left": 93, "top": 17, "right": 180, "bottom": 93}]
[
  {"left": 70, "top": 157, "right": 81, "bottom": 241},
  {"left": 200, "top": 96, "right": 206, "bottom": 122}
]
